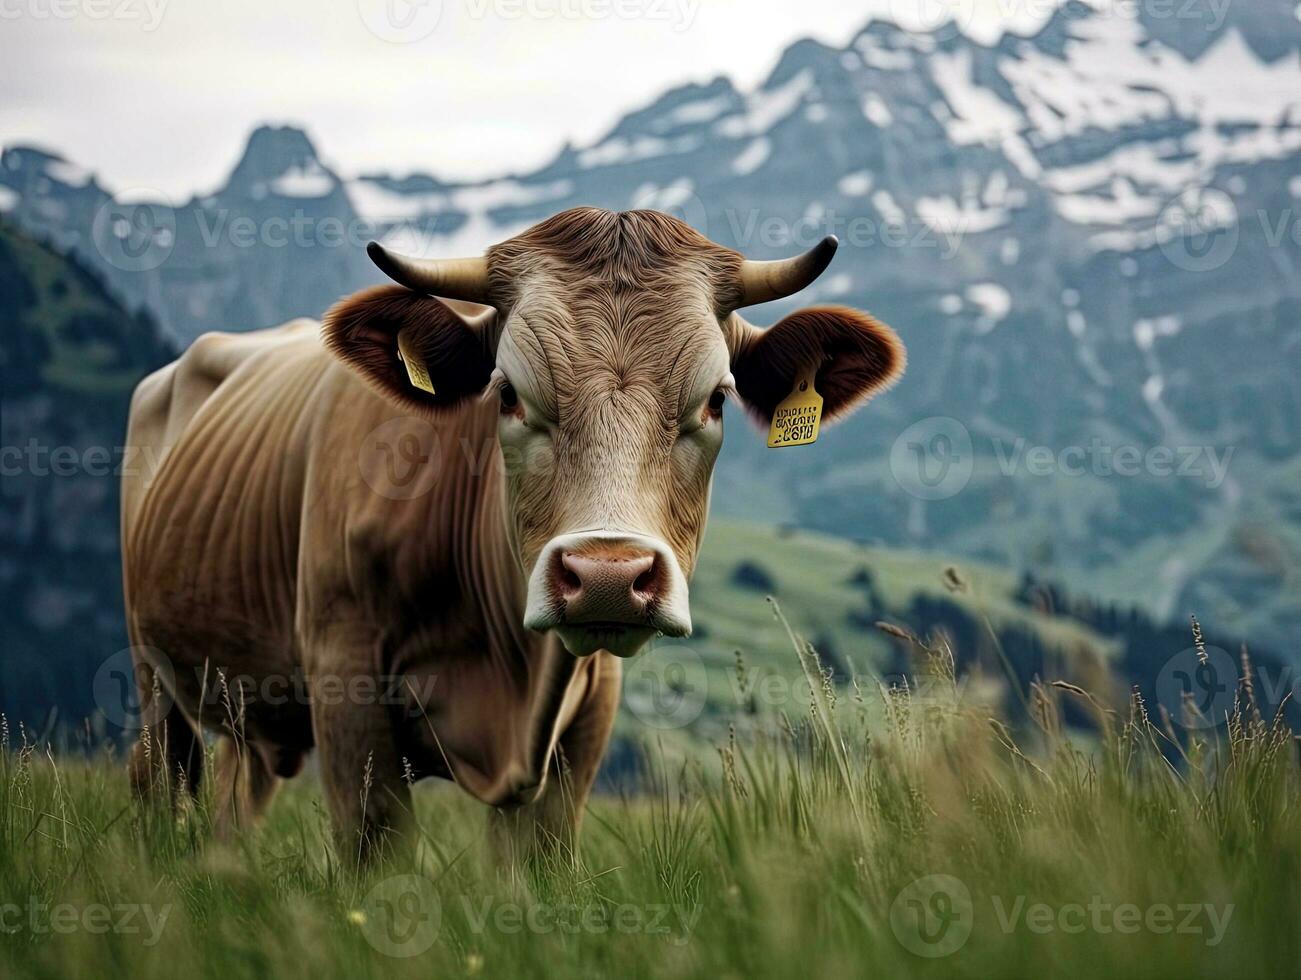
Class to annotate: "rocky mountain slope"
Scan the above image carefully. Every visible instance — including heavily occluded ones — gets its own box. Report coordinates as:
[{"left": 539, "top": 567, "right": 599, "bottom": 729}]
[
  {"left": 0, "top": 220, "right": 175, "bottom": 733},
  {"left": 3, "top": 1, "right": 1298, "bottom": 653}
]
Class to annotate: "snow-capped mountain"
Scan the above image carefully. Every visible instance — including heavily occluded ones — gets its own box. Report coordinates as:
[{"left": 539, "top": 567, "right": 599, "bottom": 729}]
[{"left": 3, "top": 1, "right": 1299, "bottom": 652}]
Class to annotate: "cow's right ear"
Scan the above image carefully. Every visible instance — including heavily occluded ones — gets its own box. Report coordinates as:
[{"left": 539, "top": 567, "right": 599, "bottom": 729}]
[{"left": 322, "top": 285, "right": 496, "bottom": 415}]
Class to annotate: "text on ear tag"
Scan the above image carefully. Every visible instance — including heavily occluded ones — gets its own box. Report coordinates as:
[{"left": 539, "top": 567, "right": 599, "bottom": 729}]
[
  {"left": 396, "top": 328, "right": 436, "bottom": 395},
  {"left": 767, "top": 368, "right": 822, "bottom": 448}
]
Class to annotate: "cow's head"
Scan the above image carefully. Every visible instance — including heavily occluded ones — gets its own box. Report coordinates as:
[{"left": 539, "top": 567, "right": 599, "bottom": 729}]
[{"left": 324, "top": 208, "right": 903, "bottom": 657}]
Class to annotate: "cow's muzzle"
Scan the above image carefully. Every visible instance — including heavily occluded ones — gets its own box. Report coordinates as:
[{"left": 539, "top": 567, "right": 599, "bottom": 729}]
[{"left": 523, "top": 532, "right": 692, "bottom": 657}]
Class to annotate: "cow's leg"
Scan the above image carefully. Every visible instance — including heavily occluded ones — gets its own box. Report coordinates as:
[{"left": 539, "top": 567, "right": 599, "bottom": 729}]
[
  {"left": 128, "top": 657, "right": 203, "bottom": 807},
  {"left": 308, "top": 628, "right": 413, "bottom": 865},
  {"left": 492, "top": 654, "right": 621, "bottom": 866},
  {"left": 210, "top": 737, "right": 282, "bottom": 840}
]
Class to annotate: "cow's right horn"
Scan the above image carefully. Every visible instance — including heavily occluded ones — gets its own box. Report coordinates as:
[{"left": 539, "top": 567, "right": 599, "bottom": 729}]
[
  {"left": 735, "top": 235, "right": 839, "bottom": 308},
  {"left": 366, "top": 241, "right": 491, "bottom": 304}
]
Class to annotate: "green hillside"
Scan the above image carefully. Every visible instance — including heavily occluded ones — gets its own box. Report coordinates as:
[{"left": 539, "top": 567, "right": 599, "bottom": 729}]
[
  {"left": 691, "top": 520, "right": 1109, "bottom": 664},
  {"left": 0, "top": 220, "right": 171, "bottom": 395},
  {"left": 0, "top": 220, "right": 175, "bottom": 731},
  {"left": 614, "top": 520, "right": 1118, "bottom": 768}
]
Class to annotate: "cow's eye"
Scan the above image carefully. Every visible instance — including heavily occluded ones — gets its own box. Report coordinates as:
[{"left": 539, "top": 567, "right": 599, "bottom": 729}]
[
  {"left": 707, "top": 388, "right": 727, "bottom": 417},
  {"left": 499, "top": 383, "right": 519, "bottom": 413}
]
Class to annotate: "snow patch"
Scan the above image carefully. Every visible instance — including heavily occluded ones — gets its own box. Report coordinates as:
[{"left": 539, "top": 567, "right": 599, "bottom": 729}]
[
  {"left": 871, "top": 189, "right": 905, "bottom": 227},
  {"left": 819, "top": 273, "right": 852, "bottom": 297},
  {"left": 1142, "top": 374, "right": 1165, "bottom": 405},
  {"left": 1133, "top": 316, "right": 1182, "bottom": 352},
  {"left": 861, "top": 93, "right": 893, "bottom": 127},
  {"left": 1077, "top": 345, "right": 1113, "bottom": 387},
  {"left": 348, "top": 181, "right": 447, "bottom": 222},
  {"left": 917, "top": 194, "right": 1010, "bottom": 235},
  {"left": 732, "top": 138, "right": 771, "bottom": 176},
  {"left": 577, "top": 134, "right": 699, "bottom": 169},
  {"left": 966, "top": 283, "right": 1012, "bottom": 328},
  {"left": 854, "top": 36, "right": 913, "bottom": 71},
  {"left": 350, "top": 177, "right": 571, "bottom": 227},
  {"left": 45, "top": 159, "right": 93, "bottom": 187},
  {"left": 1002, "top": 136, "right": 1043, "bottom": 180},
  {"left": 1043, "top": 140, "right": 1199, "bottom": 196},
  {"left": 716, "top": 69, "right": 814, "bottom": 139},
  {"left": 631, "top": 178, "right": 696, "bottom": 212},
  {"left": 0, "top": 185, "right": 17, "bottom": 212},
  {"left": 1054, "top": 178, "right": 1163, "bottom": 226},
  {"left": 1186, "top": 123, "right": 1301, "bottom": 173},
  {"left": 983, "top": 170, "right": 1011, "bottom": 208},
  {"left": 377, "top": 180, "right": 570, "bottom": 258},
  {"left": 837, "top": 170, "right": 873, "bottom": 197},
  {"left": 456, "top": 178, "right": 573, "bottom": 213},
  {"left": 1089, "top": 186, "right": 1238, "bottom": 253},
  {"left": 931, "top": 48, "right": 1024, "bottom": 147},
  {"left": 269, "top": 163, "right": 335, "bottom": 198},
  {"left": 654, "top": 94, "right": 734, "bottom": 131}
]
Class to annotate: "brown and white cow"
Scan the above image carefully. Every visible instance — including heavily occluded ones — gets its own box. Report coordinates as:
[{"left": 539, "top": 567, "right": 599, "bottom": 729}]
[{"left": 121, "top": 207, "right": 903, "bottom": 859}]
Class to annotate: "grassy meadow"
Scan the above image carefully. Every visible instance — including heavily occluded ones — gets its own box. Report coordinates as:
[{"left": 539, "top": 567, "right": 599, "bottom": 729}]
[{"left": 3, "top": 603, "right": 1298, "bottom": 980}]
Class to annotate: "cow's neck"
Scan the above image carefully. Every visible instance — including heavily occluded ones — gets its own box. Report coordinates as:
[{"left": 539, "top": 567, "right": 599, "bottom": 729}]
[{"left": 417, "top": 400, "right": 589, "bottom": 802}]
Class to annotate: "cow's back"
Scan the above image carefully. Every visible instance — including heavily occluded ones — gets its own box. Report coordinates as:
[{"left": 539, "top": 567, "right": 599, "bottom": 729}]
[
  {"left": 122, "top": 321, "right": 313, "bottom": 525},
  {"left": 122, "top": 319, "right": 328, "bottom": 678}
]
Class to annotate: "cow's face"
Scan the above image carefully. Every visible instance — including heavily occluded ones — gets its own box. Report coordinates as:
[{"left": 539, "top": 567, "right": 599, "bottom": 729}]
[
  {"left": 325, "top": 208, "right": 904, "bottom": 658},
  {"left": 490, "top": 257, "right": 730, "bottom": 658}
]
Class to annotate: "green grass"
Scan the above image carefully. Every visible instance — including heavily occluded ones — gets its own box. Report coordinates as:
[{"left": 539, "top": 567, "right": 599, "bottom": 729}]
[{"left": 2, "top": 610, "right": 1298, "bottom": 980}]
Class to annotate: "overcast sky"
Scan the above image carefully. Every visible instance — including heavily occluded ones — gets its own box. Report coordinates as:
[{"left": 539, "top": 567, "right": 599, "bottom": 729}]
[{"left": 1, "top": 0, "right": 1068, "bottom": 197}]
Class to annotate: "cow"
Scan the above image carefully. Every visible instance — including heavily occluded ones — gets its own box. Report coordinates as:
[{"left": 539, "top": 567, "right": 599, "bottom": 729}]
[{"left": 120, "top": 207, "right": 904, "bottom": 861}]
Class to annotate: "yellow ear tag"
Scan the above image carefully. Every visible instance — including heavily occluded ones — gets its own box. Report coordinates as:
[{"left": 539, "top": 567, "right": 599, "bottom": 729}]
[
  {"left": 396, "top": 328, "right": 435, "bottom": 395},
  {"left": 767, "top": 368, "right": 822, "bottom": 448}
]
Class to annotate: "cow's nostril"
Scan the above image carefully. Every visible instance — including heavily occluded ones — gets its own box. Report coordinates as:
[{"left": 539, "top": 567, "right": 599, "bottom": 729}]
[
  {"left": 633, "top": 561, "right": 658, "bottom": 597},
  {"left": 557, "top": 553, "right": 584, "bottom": 596}
]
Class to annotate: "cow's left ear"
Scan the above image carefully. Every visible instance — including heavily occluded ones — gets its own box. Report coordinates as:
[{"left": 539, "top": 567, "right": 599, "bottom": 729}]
[
  {"left": 728, "top": 305, "right": 905, "bottom": 425},
  {"left": 322, "top": 285, "right": 496, "bottom": 417}
]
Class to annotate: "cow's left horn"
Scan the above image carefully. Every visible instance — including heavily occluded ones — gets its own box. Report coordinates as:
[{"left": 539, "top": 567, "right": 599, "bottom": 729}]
[
  {"left": 366, "top": 241, "right": 490, "bottom": 304},
  {"left": 736, "top": 235, "right": 838, "bottom": 308}
]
